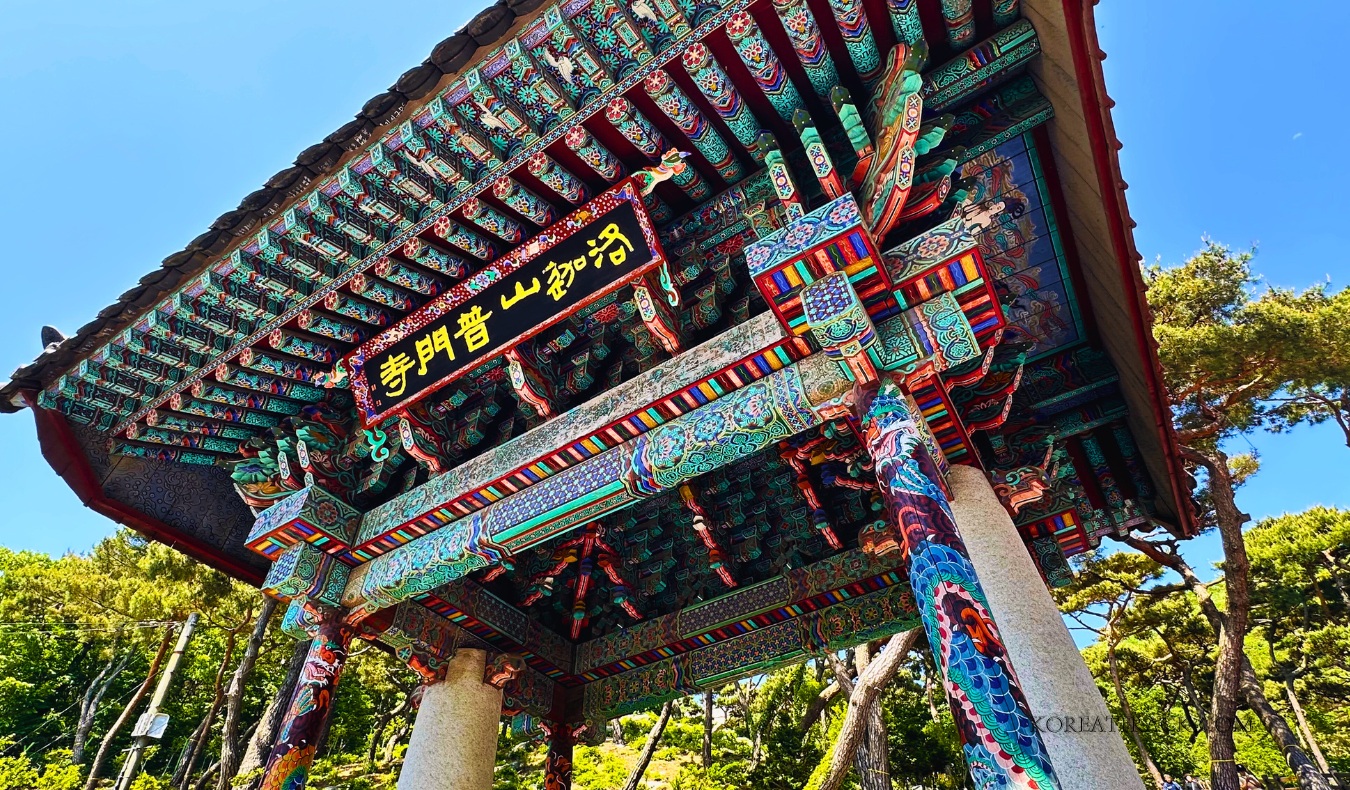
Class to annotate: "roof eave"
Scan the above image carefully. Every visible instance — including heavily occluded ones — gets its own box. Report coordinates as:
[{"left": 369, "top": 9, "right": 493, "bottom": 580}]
[{"left": 1023, "top": 0, "right": 1195, "bottom": 535}]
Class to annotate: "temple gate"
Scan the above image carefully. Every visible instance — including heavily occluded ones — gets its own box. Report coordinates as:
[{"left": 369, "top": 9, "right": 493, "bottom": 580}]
[{"left": 2, "top": 1, "right": 1192, "bottom": 788}]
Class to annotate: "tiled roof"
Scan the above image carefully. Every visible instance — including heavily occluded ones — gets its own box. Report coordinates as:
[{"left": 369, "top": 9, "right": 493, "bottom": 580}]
[{"left": 1, "top": 0, "right": 548, "bottom": 409}]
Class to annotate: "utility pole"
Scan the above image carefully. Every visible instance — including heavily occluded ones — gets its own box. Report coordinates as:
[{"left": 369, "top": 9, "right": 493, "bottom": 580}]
[{"left": 115, "top": 613, "right": 199, "bottom": 790}]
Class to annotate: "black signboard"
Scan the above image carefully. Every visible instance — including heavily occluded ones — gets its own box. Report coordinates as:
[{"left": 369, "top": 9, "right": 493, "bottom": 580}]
[{"left": 348, "top": 181, "right": 664, "bottom": 425}]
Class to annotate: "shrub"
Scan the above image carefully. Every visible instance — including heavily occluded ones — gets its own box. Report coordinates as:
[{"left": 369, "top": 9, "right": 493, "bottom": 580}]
[
  {"left": 35, "top": 760, "right": 81, "bottom": 790},
  {"left": 573, "top": 746, "right": 629, "bottom": 790},
  {"left": 0, "top": 755, "right": 38, "bottom": 790},
  {"left": 129, "top": 774, "right": 171, "bottom": 790}
]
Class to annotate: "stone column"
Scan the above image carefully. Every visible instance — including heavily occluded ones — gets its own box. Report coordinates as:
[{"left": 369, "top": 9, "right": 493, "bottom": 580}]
[
  {"left": 861, "top": 378, "right": 1061, "bottom": 790},
  {"left": 397, "top": 649, "right": 502, "bottom": 790},
  {"left": 260, "top": 606, "right": 353, "bottom": 790},
  {"left": 947, "top": 463, "right": 1146, "bottom": 790}
]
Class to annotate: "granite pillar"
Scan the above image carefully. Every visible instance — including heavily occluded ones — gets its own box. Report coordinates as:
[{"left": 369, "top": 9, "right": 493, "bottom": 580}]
[
  {"left": 396, "top": 649, "right": 501, "bottom": 790},
  {"left": 948, "top": 464, "right": 1145, "bottom": 790}
]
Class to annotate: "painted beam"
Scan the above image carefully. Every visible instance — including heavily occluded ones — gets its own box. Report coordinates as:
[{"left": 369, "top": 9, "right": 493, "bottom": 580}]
[
  {"left": 575, "top": 548, "right": 910, "bottom": 677},
  {"left": 339, "top": 353, "right": 851, "bottom": 620},
  {"left": 922, "top": 18, "right": 1039, "bottom": 112},
  {"left": 353, "top": 310, "right": 793, "bottom": 553},
  {"left": 582, "top": 573, "right": 919, "bottom": 720}
]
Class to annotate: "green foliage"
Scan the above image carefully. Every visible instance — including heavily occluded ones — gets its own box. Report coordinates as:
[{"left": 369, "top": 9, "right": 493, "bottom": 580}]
[
  {"left": 1059, "top": 508, "right": 1350, "bottom": 784},
  {"left": 670, "top": 761, "right": 746, "bottom": 790},
  {"left": 0, "top": 754, "right": 38, "bottom": 790},
  {"left": 880, "top": 670, "right": 964, "bottom": 787},
  {"left": 491, "top": 728, "right": 545, "bottom": 790},
  {"left": 128, "top": 773, "right": 171, "bottom": 790},
  {"left": 34, "top": 752, "right": 81, "bottom": 790},
  {"left": 1247, "top": 507, "right": 1350, "bottom": 614},
  {"left": 571, "top": 745, "right": 629, "bottom": 789},
  {"left": 1145, "top": 240, "right": 1350, "bottom": 449},
  {"left": 0, "top": 743, "right": 82, "bottom": 790},
  {"left": 0, "top": 530, "right": 424, "bottom": 789},
  {"left": 1103, "top": 681, "right": 1204, "bottom": 778},
  {"left": 743, "top": 664, "right": 827, "bottom": 790},
  {"left": 7, "top": 501, "right": 1350, "bottom": 790}
]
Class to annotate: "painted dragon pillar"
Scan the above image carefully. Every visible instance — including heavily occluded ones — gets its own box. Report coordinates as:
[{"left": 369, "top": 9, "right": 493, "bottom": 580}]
[
  {"left": 861, "top": 377, "right": 1060, "bottom": 790},
  {"left": 261, "top": 601, "right": 354, "bottom": 790}
]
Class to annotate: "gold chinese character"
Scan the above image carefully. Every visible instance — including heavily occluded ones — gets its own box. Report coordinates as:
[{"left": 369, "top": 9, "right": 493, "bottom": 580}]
[
  {"left": 587, "top": 222, "right": 635, "bottom": 268},
  {"left": 454, "top": 305, "right": 494, "bottom": 352},
  {"left": 501, "top": 277, "right": 540, "bottom": 310},
  {"left": 378, "top": 352, "right": 416, "bottom": 397},
  {"left": 414, "top": 325, "right": 455, "bottom": 375},
  {"left": 543, "top": 257, "right": 587, "bottom": 301}
]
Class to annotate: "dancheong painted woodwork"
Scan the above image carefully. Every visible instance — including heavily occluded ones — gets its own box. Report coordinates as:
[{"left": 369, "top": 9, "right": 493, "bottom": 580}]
[{"left": 2, "top": 1, "right": 1190, "bottom": 787}]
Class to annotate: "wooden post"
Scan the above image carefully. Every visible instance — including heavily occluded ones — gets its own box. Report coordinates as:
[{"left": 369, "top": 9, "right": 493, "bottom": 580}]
[
  {"left": 544, "top": 723, "right": 576, "bottom": 790},
  {"left": 117, "top": 613, "right": 200, "bottom": 790},
  {"left": 861, "top": 377, "right": 1061, "bottom": 790},
  {"left": 258, "top": 607, "right": 352, "bottom": 790}
]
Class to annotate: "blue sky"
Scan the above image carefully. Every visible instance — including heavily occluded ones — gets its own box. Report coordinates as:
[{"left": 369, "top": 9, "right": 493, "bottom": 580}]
[{"left": 0, "top": 0, "right": 1346, "bottom": 564}]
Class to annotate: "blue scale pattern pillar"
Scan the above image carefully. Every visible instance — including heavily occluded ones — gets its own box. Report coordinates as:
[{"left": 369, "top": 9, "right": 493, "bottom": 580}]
[{"left": 861, "top": 377, "right": 1061, "bottom": 790}]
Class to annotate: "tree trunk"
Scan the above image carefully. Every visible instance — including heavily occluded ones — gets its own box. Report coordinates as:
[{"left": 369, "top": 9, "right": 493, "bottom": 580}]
[
  {"left": 381, "top": 721, "right": 410, "bottom": 766},
  {"left": 620, "top": 701, "right": 674, "bottom": 790},
  {"left": 827, "top": 651, "right": 892, "bottom": 790},
  {"left": 703, "top": 692, "right": 714, "bottom": 769},
  {"left": 367, "top": 689, "right": 412, "bottom": 766},
  {"left": 84, "top": 624, "right": 176, "bottom": 790},
  {"left": 735, "top": 680, "right": 766, "bottom": 771},
  {"left": 1181, "top": 661, "right": 1209, "bottom": 736},
  {"left": 190, "top": 762, "right": 220, "bottom": 790},
  {"left": 367, "top": 710, "right": 394, "bottom": 766},
  {"left": 800, "top": 682, "right": 842, "bottom": 733},
  {"left": 921, "top": 661, "right": 941, "bottom": 725},
  {"left": 1321, "top": 550, "right": 1350, "bottom": 610},
  {"left": 854, "top": 644, "right": 892, "bottom": 790},
  {"left": 1108, "top": 633, "right": 1164, "bottom": 789},
  {"left": 854, "top": 703, "right": 891, "bottom": 790},
  {"left": 609, "top": 718, "right": 625, "bottom": 745},
  {"left": 193, "top": 725, "right": 253, "bottom": 790},
  {"left": 216, "top": 597, "right": 279, "bottom": 790},
  {"left": 810, "top": 630, "right": 919, "bottom": 790},
  {"left": 1189, "top": 446, "right": 1252, "bottom": 790},
  {"left": 1157, "top": 627, "right": 1210, "bottom": 737},
  {"left": 73, "top": 651, "right": 130, "bottom": 765},
  {"left": 239, "top": 636, "right": 310, "bottom": 788},
  {"left": 175, "top": 629, "right": 240, "bottom": 788},
  {"left": 1284, "top": 677, "right": 1333, "bottom": 778},
  {"left": 1231, "top": 637, "right": 1328, "bottom": 789},
  {"left": 1123, "top": 535, "right": 1330, "bottom": 790},
  {"left": 173, "top": 721, "right": 205, "bottom": 786},
  {"left": 1312, "top": 585, "right": 1333, "bottom": 622}
]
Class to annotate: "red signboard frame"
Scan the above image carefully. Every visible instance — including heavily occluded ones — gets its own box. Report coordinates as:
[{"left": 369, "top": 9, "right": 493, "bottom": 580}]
[{"left": 346, "top": 179, "right": 667, "bottom": 426}]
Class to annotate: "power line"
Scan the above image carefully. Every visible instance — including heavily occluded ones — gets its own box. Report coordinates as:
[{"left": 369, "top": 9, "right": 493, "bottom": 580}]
[
  {"left": 0, "top": 620, "right": 174, "bottom": 628},
  {"left": 0, "top": 627, "right": 174, "bottom": 637},
  {"left": 10, "top": 683, "right": 142, "bottom": 756}
]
